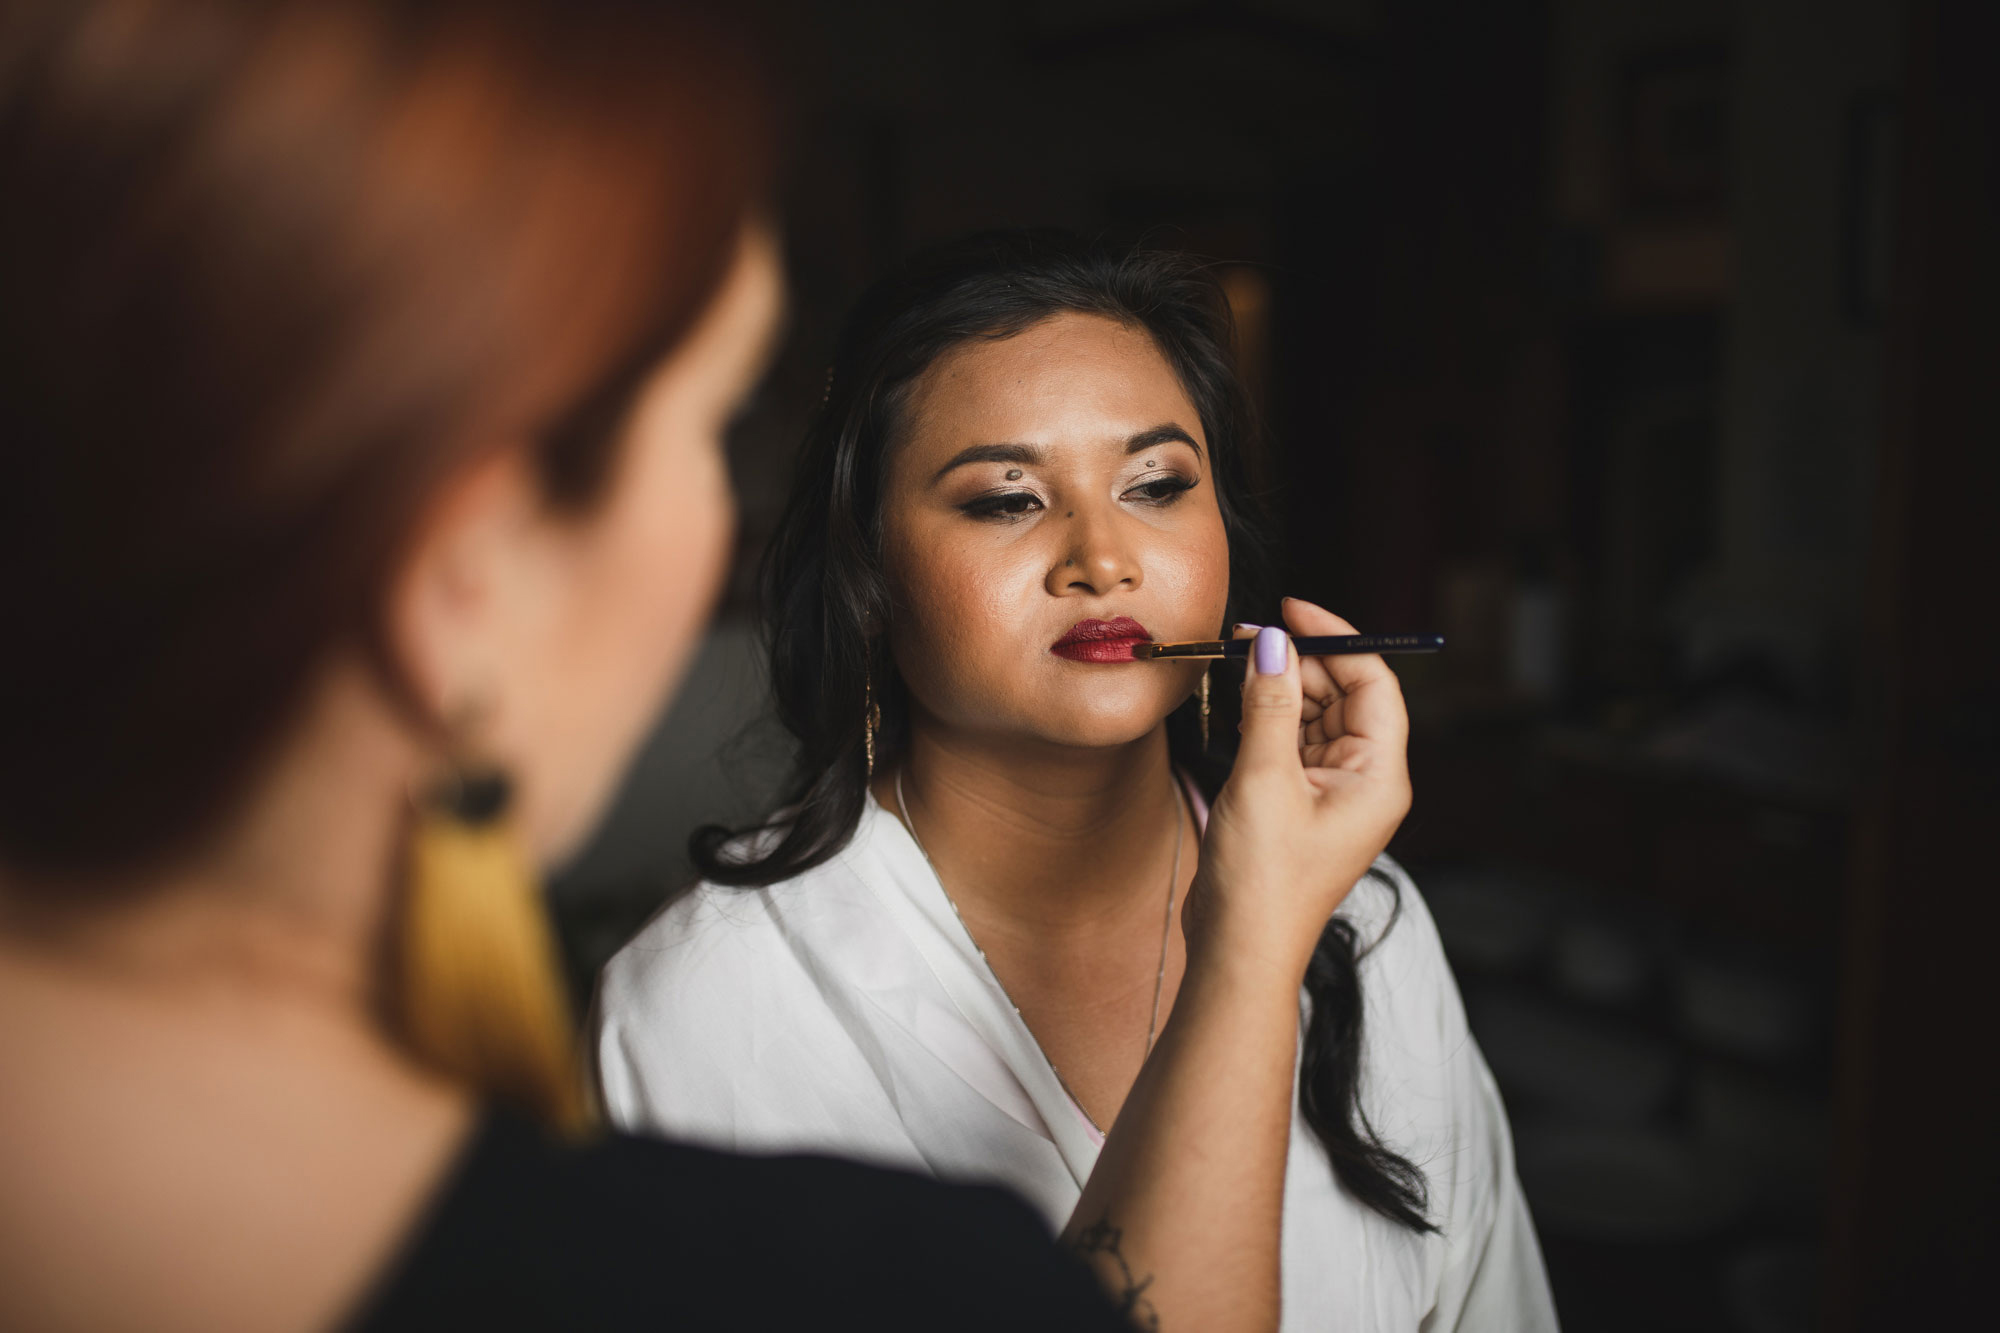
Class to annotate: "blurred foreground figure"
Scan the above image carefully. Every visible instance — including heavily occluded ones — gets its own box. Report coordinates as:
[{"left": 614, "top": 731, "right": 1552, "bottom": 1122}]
[{"left": 0, "top": 3, "right": 1419, "bottom": 1330}]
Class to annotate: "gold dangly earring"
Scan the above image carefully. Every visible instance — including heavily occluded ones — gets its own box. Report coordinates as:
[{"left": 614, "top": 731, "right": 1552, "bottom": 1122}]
[
  {"left": 393, "top": 739, "right": 591, "bottom": 1135},
  {"left": 1199, "top": 665, "right": 1212, "bottom": 751},
  {"left": 864, "top": 667, "right": 883, "bottom": 778}
]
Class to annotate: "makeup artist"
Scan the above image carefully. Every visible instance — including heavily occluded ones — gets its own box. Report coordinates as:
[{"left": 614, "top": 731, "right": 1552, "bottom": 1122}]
[{"left": 0, "top": 2, "right": 1413, "bottom": 1331}]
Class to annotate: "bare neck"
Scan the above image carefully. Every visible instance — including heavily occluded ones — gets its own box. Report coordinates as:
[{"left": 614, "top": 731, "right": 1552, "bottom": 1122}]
[
  {"left": 0, "top": 657, "right": 415, "bottom": 1035},
  {"left": 878, "top": 717, "right": 1186, "bottom": 937},
  {"left": 0, "top": 661, "right": 481, "bottom": 1333}
]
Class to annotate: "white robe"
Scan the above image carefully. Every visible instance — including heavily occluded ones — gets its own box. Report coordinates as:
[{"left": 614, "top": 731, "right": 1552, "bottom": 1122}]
[{"left": 595, "top": 788, "right": 1558, "bottom": 1332}]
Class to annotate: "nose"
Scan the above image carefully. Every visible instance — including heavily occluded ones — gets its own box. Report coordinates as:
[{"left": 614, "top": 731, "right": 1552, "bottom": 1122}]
[{"left": 1047, "top": 503, "right": 1143, "bottom": 598}]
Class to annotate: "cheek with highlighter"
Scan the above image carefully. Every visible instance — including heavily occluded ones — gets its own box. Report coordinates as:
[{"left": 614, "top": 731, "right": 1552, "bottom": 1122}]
[{"left": 885, "top": 527, "right": 1053, "bottom": 734}]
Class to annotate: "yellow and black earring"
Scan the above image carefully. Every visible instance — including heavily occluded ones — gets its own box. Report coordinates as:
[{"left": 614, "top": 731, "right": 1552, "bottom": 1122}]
[{"left": 394, "top": 755, "right": 591, "bottom": 1135}]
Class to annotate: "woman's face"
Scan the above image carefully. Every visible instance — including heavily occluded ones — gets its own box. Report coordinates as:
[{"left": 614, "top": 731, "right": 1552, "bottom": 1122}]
[
  {"left": 879, "top": 312, "right": 1230, "bottom": 753},
  {"left": 492, "top": 224, "right": 783, "bottom": 862}
]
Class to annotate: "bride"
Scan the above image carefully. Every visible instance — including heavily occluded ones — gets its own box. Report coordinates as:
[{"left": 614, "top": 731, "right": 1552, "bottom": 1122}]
[{"left": 595, "top": 231, "right": 1556, "bottom": 1331}]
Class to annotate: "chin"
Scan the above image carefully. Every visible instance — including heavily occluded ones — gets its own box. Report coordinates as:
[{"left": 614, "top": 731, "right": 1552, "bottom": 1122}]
[
  {"left": 524, "top": 752, "right": 623, "bottom": 876},
  {"left": 1034, "top": 691, "right": 1180, "bottom": 751}
]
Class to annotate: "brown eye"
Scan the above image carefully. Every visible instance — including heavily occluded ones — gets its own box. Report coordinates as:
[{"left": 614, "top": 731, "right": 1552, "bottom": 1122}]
[
  {"left": 960, "top": 489, "right": 1043, "bottom": 521},
  {"left": 1127, "top": 474, "right": 1198, "bottom": 505}
]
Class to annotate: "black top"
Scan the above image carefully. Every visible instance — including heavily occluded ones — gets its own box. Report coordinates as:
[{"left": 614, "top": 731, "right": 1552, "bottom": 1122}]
[{"left": 347, "top": 1110, "right": 1136, "bottom": 1331}]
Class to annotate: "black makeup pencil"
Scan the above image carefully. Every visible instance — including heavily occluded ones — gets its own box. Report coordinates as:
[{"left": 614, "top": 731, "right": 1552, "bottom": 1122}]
[{"left": 1132, "top": 633, "right": 1446, "bottom": 660}]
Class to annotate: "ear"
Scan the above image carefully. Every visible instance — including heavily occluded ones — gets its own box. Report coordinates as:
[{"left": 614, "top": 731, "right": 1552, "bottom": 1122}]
[{"left": 385, "top": 446, "right": 544, "bottom": 731}]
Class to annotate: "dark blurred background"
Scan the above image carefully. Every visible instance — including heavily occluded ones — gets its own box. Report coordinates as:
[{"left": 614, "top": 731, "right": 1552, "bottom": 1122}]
[{"left": 551, "top": 2, "right": 1997, "bottom": 1329}]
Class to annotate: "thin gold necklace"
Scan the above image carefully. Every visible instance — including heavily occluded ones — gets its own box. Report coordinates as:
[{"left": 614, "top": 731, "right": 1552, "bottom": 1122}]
[{"left": 894, "top": 766, "right": 1185, "bottom": 1133}]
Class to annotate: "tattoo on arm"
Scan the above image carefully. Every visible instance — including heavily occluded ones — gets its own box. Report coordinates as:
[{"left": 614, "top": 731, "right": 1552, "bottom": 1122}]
[{"left": 1066, "top": 1216, "right": 1161, "bottom": 1331}]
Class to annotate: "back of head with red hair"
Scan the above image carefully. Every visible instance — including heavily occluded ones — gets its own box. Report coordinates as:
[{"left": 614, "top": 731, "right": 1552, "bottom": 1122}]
[{"left": 0, "top": 0, "right": 774, "bottom": 883}]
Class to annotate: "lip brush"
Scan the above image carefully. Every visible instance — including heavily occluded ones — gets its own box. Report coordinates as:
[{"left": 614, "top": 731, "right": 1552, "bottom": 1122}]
[{"left": 1132, "top": 633, "right": 1446, "bottom": 660}]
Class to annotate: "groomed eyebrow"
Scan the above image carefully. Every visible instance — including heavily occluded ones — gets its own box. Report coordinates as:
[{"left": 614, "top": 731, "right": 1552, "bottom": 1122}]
[
  {"left": 1125, "top": 423, "right": 1203, "bottom": 459},
  {"left": 930, "top": 441, "right": 1047, "bottom": 485},
  {"left": 931, "top": 424, "right": 1202, "bottom": 486}
]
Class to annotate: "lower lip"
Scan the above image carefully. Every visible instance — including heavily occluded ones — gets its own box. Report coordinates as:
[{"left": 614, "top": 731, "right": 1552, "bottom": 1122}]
[{"left": 1051, "top": 638, "right": 1148, "bottom": 663}]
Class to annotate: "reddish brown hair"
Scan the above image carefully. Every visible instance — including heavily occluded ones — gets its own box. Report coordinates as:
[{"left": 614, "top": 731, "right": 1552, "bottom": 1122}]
[{"left": 0, "top": 0, "right": 774, "bottom": 880}]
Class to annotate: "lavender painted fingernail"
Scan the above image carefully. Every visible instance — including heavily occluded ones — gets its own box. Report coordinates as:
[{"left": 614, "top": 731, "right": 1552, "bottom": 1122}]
[
  {"left": 1253, "top": 625, "right": 1287, "bottom": 675},
  {"left": 1233, "top": 622, "right": 1263, "bottom": 635}
]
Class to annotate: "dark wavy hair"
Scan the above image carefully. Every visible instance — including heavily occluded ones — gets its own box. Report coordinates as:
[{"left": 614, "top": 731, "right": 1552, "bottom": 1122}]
[{"left": 694, "top": 230, "right": 1433, "bottom": 1233}]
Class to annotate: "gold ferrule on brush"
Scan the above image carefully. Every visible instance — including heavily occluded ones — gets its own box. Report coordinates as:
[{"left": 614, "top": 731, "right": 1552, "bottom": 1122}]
[{"left": 1132, "top": 640, "right": 1230, "bottom": 660}]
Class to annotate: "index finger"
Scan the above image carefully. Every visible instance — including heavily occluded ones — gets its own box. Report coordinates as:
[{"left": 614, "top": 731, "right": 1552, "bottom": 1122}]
[{"left": 1279, "top": 597, "right": 1409, "bottom": 746}]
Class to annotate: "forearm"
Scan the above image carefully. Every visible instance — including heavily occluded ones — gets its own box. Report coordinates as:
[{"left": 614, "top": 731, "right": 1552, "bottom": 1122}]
[
  {"left": 1061, "top": 936, "right": 1306, "bottom": 1333},
  {"left": 1063, "top": 608, "right": 1411, "bottom": 1330}
]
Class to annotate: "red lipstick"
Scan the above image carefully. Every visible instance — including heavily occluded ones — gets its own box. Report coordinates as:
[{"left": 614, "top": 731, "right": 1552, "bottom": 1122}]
[{"left": 1051, "top": 616, "right": 1152, "bottom": 663}]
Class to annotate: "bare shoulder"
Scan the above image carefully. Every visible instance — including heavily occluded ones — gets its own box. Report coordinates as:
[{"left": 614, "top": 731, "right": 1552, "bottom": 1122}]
[{"left": 0, "top": 948, "right": 472, "bottom": 1333}]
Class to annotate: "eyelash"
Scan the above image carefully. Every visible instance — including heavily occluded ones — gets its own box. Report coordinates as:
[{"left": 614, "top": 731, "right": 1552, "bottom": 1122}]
[
  {"left": 960, "top": 490, "right": 1043, "bottom": 520},
  {"left": 957, "top": 474, "right": 1199, "bottom": 522},
  {"left": 1129, "top": 474, "right": 1198, "bottom": 505}
]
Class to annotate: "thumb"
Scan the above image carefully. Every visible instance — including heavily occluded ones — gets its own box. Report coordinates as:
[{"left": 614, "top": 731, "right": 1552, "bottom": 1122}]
[{"left": 1235, "top": 625, "right": 1302, "bottom": 774}]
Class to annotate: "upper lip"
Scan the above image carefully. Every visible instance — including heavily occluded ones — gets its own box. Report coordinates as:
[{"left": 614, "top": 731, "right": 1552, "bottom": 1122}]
[{"left": 1052, "top": 616, "right": 1152, "bottom": 648}]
